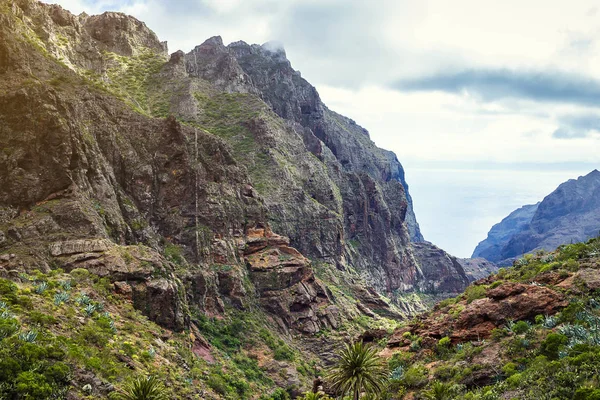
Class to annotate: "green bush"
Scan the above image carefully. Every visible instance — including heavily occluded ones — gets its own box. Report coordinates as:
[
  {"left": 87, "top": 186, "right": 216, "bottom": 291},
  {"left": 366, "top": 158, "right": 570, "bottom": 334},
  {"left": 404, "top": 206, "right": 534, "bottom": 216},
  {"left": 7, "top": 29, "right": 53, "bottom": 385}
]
[
  {"left": 436, "top": 336, "right": 452, "bottom": 357},
  {"left": 574, "top": 387, "right": 600, "bottom": 400},
  {"left": 401, "top": 365, "right": 429, "bottom": 388},
  {"left": 501, "top": 362, "right": 518, "bottom": 377},
  {"left": 388, "top": 351, "right": 411, "bottom": 371},
  {"left": 15, "top": 371, "right": 53, "bottom": 399},
  {"left": 274, "top": 345, "right": 295, "bottom": 361},
  {"left": 464, "top": 285, "right": 487, "bottom": 304},
  {"left": 0, "top": 316, "right": 19, "bottom": 339},
  {"left": 259, "top": 388, "right": 290, "bottom": 400},
  {"left": 505, "top": 372, "right": 523, "bottom": 388},
  {"left": 433, "top": 364, "right": 455, "bottom": 381},
  {"left": 0, "top": 278, "right": 18, "bottom": 304},
  {"left": 70, "top": 268, "right": 90, "bottom": 280},
  {"left": 490, "top": 327, "right": 508, "bottom": 341},
  {"left": 28, "top": 311, "right": 57, "bottom": 326},
  {"left": 510, "top": 320, "right": 531, "bottom": 334},
  {"left": 539, "top": 333, "right": 568, "bottom": 360}
]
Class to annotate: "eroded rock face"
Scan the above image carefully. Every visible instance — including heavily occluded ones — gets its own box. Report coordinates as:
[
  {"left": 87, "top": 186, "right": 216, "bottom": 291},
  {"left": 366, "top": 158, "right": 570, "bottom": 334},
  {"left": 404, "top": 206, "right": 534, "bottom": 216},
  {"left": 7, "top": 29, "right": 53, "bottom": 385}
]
[
  {"left": 49, "top": 240, "right": 189, "bottom": 331},
  {"left": 243, "top": 228, "right": 338, "bottom": 334},
  {"left": 388, "top": 281, "right": 568, "bottom": 345},
  {"left": 458, "top": 257, "right": 499, "bottom": 282},
  {"left": 450, "top": 283, "right": 567, "bottom": 341},
  {"left": 412, "top": 242, "right": 469, "bottom": 293}
]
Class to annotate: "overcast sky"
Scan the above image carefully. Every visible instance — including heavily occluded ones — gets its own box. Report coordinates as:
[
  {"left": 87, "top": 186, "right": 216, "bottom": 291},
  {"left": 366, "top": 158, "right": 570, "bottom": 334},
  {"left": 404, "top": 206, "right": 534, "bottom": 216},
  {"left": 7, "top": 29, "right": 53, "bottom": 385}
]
[{"left": 48, "top": 0, "right": 600, "bottom": 256}]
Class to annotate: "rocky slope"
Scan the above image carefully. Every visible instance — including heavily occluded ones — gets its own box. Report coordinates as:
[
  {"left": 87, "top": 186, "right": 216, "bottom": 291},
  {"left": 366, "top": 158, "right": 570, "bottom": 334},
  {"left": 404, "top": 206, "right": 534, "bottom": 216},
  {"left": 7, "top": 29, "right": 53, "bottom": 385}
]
[
  {"left": 458, "top": 257, "right": 499, "bottom": 282},
  {"left": 0, "top": 1, "right": 470, "bottom": 398},
  {"left": 379, "top": 237, "right": 600, "bottom": 399},
  {"left": 473, "top": 170, "right": 600, "bottom": 265}
]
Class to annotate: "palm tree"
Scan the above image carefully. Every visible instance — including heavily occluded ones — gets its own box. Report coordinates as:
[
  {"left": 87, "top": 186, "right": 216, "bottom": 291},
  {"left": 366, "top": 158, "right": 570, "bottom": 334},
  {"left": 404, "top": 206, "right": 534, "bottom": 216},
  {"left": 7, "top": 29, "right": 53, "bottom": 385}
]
[
  {"left": 298, "top": 392, "right": 332, "bottom": 400},
  {"left": 327, "top": 341, "right": 388, "bottom": 400},
  {"left": 113, "top": 375, "right": 168, "bottom": 400},
  {"left": 422, "top": 381, "right": 464, "bottom": 400}
]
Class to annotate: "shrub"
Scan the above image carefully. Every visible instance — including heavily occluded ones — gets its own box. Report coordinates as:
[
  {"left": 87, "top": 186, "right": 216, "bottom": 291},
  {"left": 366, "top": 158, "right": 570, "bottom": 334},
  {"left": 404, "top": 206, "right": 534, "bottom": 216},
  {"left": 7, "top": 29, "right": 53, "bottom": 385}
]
[
  {"left": 422, "top": 381, "right": 464, "bottom": 400},
  {"left": 433, "top": 365, "right": 455, "bottom": 381},
  {"left": 260, "top": 388, "right": 291, "bottom": 400},
  {"left": 509, "top": 320, "right": 531, "bottom": 335},
  {"left": 539, "top": 333, "right": 569, "bottom": 360},
  {"left": 501, "top": 362, "right": 518, "bottom": 377},
  {"left": 70, "top": 268, "right": 90, "bottom": 280},
  {"left": 44, "top": 362, "right": 70, "bottom": 383},
  {"left": 388, "top": 351, "right": 411, "bottom": 371},
  {"left": 506, "top": 372, "right": 523, "bottom": 388},
  {"left": 574, "top": 387, "right": 600, "bottom": 400},
  {"left": 273, "top": 345, "right": 295, "bottom": 361},
  {"left": 0, "top": 316, "right": 19, "bottom": 339},
  {"left": 14, "top": 371, "right": 53, "bottom": 399},
  {"left": 464, "top": 285, "right": 487, "bottom": 304},
  {"left": 436, "top": 337, "right": 452, "bottom": 357},
  {"left": 490, "top": 327, "right": 508, "bottom": 341},
  {"left": 0, "top": 279, "right": 18, "bottom": 304},
  {"left": 401, "top": 365, "right": 429, "bottom": 388}
]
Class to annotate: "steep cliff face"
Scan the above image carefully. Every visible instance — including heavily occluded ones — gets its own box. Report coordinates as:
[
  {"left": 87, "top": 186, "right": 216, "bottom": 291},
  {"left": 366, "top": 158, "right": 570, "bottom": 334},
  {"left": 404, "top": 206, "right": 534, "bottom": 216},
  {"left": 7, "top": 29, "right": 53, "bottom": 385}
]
[
  {"left": 180, "top": 38, "right": 457, "bottom": 298},
  {"left": 0, "top": 0, "right": 345, "bottom": 338},
  {"left": 0, "top": 0, "right": 468, "bottom": 341},
  {"left": 473, "top": 170, "right": 600, "bottom": 265}
]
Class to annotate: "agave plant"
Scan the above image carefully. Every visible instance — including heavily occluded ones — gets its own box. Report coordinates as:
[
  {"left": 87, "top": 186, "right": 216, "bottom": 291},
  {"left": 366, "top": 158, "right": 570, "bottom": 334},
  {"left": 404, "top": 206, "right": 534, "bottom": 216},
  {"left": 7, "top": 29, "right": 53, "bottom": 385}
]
[
  {"left": 54, "top": 291, "right": 70, "bottom": 305},
  {"left": 147, "top": 347, "right": 156, "bottom": 359},
  {"left": 76, "top": 293, "right": 92, "bottom": 306},
  {"left": 390, "top": 366, "right": 404, "bottom": 380},
  {"left": 109, "top": 319, "right": 117, "bottom": 333},
  {"left": 59, "top": 280, "right": 72, "bottom": 291},
  {"left": 0, "top": 301, "right": 8, "bottom": 310},
  {"left": 34, "top": 281, "right": 48, "bottom": 294},
  {"left": 18, "top": 330, "right": 38, "bottom": 343},
  {"left": 112, "top": 376, "right": 168, "bottom": 400},
  {"left": 84, "top": 304, "right": 97, "bottom": 316},
  {"left": 540, "top": 254, "right": 555, "bottom": 263},
  {"left": 543, "top": 315, "right": 558, "bottom": 329},
  {"left": 327, "top": 341, "right": 388, "bottom": 400}
]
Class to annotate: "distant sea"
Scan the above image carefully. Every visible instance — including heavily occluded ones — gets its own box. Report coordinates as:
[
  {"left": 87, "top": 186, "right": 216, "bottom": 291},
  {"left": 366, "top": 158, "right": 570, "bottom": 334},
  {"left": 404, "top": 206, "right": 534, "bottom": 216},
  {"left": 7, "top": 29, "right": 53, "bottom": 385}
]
[{"left": 406, "top": 168, "right": 594, "bottom": 258}]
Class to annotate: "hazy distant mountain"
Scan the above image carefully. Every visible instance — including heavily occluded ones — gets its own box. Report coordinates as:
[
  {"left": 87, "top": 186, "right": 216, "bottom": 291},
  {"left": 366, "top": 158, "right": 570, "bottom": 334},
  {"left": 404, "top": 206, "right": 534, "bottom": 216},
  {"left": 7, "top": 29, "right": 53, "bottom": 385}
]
[
  {"left": 473, "top": 169, "right": 600, "bottom": 265},
  {"left": 472, "top": 203, "right": 540, "bottom": 262}
]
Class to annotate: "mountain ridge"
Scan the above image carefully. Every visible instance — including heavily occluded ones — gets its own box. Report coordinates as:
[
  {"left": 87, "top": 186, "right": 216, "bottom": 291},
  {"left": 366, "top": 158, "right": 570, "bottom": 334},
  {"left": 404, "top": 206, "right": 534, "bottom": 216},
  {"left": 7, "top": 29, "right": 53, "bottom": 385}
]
[
  {"left": 0, "top": 1, "right": 471, "bottom": 398},
  {"left": 473, "top": 169, "right": 600, "bottom": 265}
]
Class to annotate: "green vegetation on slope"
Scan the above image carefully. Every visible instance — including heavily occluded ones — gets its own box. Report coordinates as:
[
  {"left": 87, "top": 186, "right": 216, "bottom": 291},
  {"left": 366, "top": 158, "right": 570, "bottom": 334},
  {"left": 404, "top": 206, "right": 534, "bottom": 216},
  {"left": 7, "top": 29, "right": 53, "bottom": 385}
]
[
  {"left": 0, "top": 266, "right": 320, "bottom": 399},
  {"left": 374, "top": 237, "right": 600, "bottom": 400}
]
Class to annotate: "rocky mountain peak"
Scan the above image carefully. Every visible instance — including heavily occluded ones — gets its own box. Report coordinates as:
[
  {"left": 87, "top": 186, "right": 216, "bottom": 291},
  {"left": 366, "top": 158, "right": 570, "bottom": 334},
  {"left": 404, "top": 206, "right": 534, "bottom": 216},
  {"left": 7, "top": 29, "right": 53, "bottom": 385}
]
[
  {"left": 194, "top": 35, "right": 225, "bottom": 51},
  {"left": 82, "top": 11, "right": 168, "bottom": 56}
]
